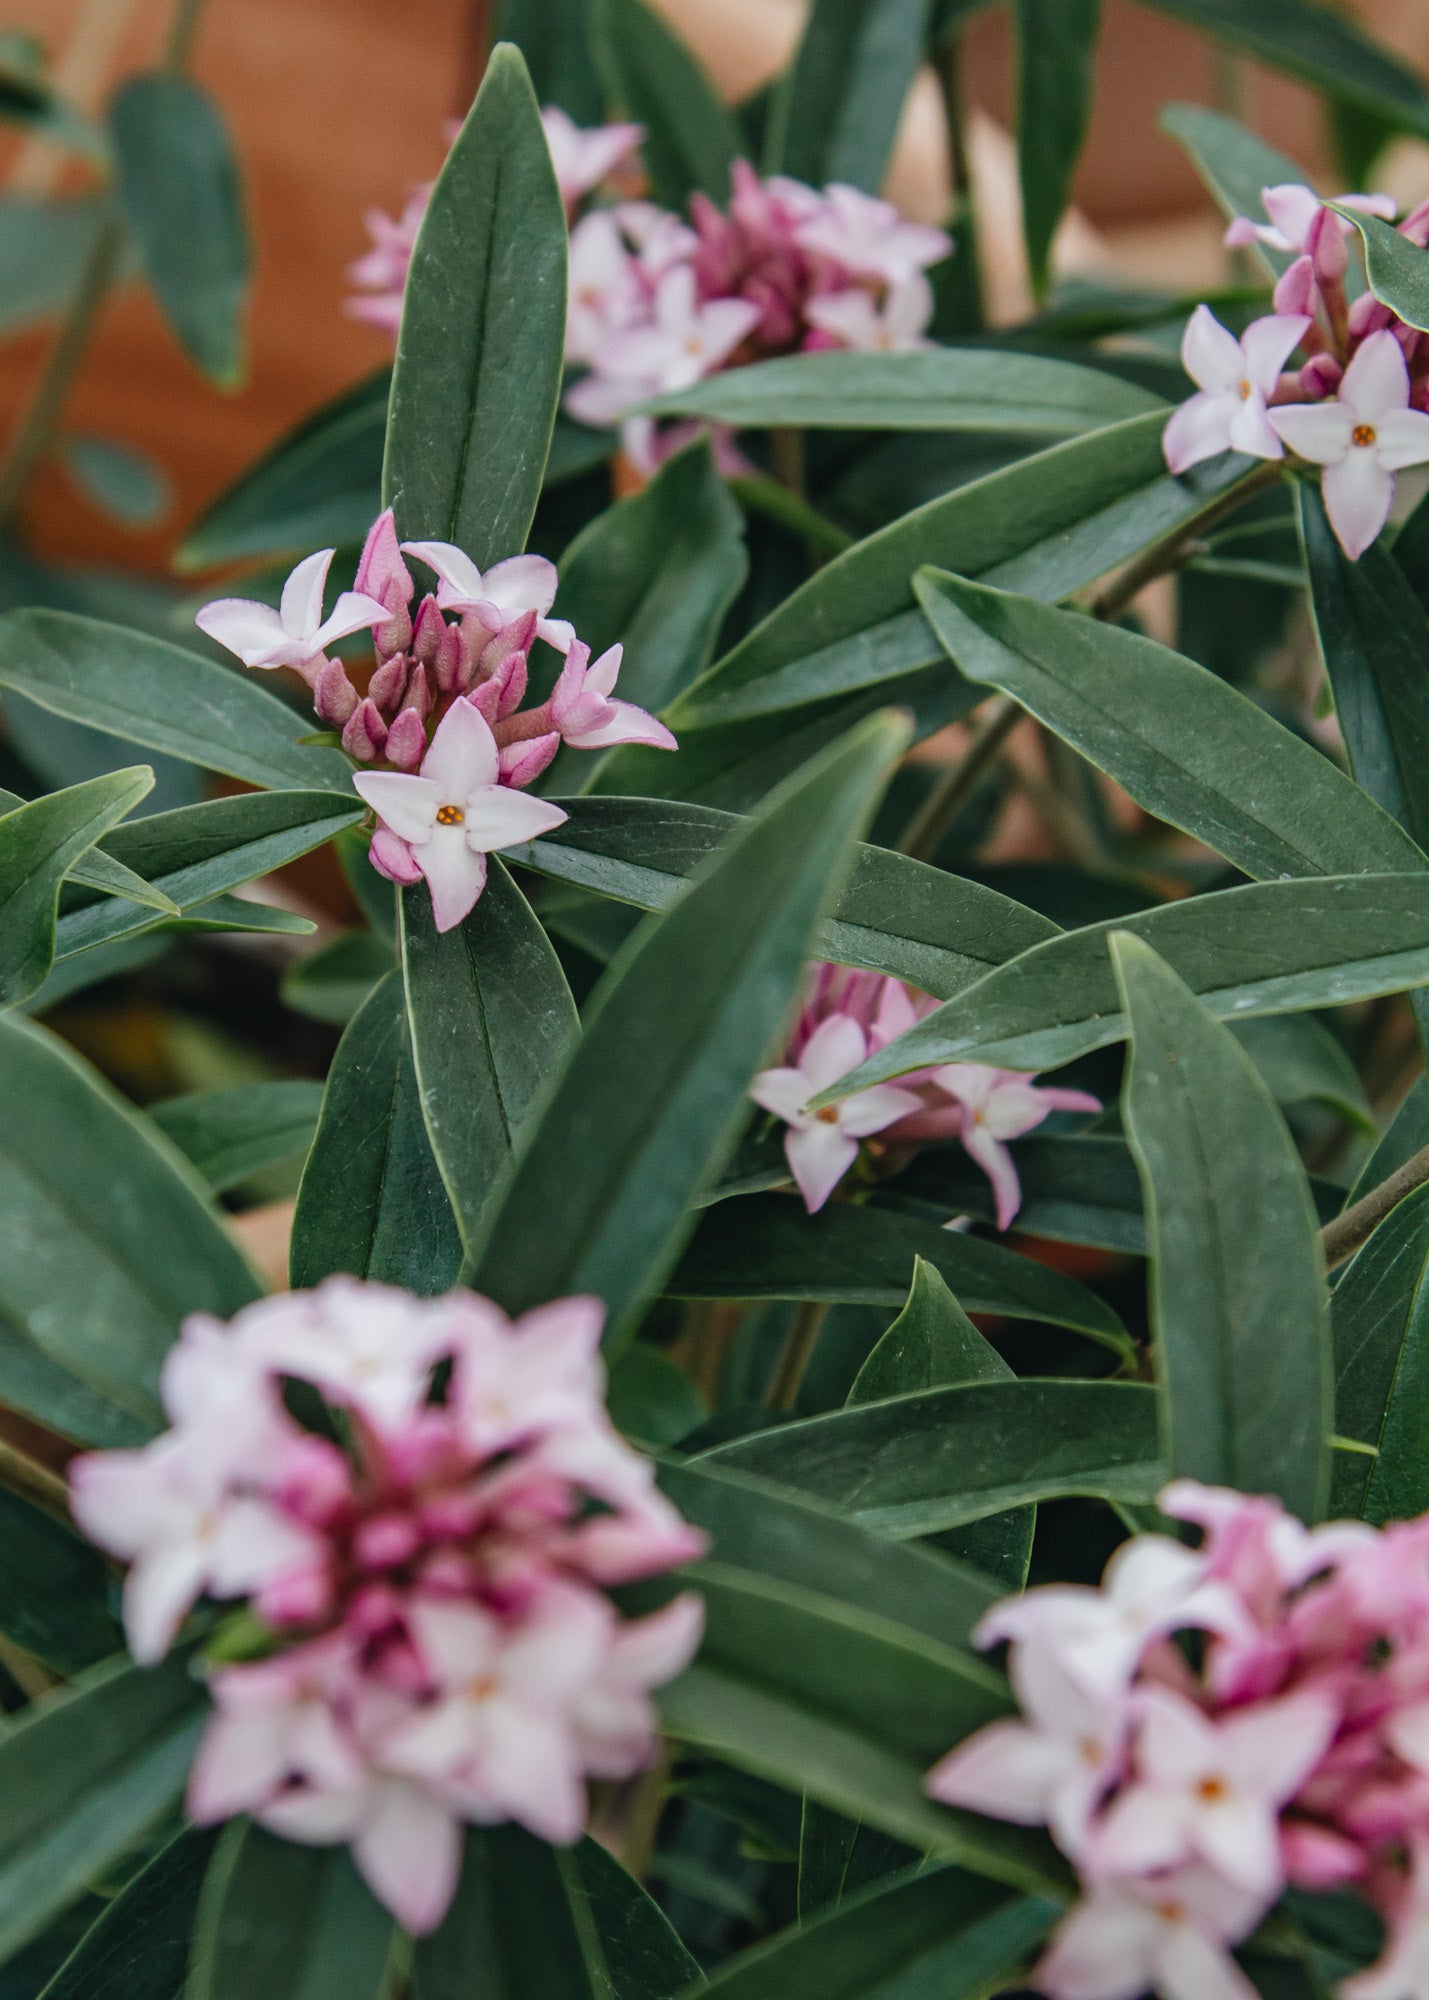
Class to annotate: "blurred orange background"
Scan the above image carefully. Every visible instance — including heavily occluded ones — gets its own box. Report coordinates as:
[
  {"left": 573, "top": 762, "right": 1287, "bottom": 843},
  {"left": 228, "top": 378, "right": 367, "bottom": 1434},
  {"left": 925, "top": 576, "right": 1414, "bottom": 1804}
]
[{"left": 6, "top": 0, "right": 1429, "bottom": 578}]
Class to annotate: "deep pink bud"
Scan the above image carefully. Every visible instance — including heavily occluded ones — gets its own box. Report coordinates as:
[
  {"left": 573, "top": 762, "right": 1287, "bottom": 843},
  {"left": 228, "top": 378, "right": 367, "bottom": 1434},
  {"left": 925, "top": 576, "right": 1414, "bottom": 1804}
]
[
  {"left": 346, "top": 1580, "right": 404, "bottom": 1638},
  {"left": 342, "top": 698, "right": 388, "bottom": 762},
  {"left": 367, "top": 652, "right": 409, "bottom": 717},
  {"left": 499, "top": 732, "right": 560, "bottom": 789},
  {"left": 412, "top": 598, "right": 465, "bottom": 692},
  {"left": 1307, "top": 204, "right": 1349, "bottom": 286},
  {"left": 354, "top": 1513, "right": 423, "bottom": 1571},
  {"left": 401, "top": 661, "right": 432, "bottom": 721},
  {"left": 1403, "top": 197, "right": 1429, "bottom": 248},
  {"left": 368, "top": 827, "right": 422, "bottom": 884},
  {"left": 1273, "top": 255, "right": 1316, "bottom": 318},
  {"left": 384, "top": 706, "right": 427, "bottom": 770},
  {"left": 313, "top": 658, "right": 359, "bottom": 727},
  {"left": 354, "top": 507, "right": 415, "bottom": 656},
  {"left": 1348, "top": 290, "right": 1394, "bottom": 343},
  {"left": 1298, "top": 351, "right": 1343, "bottom": 398},
  {"left": 256, "top": 1564, "right": 333, "bottom": 1628}
]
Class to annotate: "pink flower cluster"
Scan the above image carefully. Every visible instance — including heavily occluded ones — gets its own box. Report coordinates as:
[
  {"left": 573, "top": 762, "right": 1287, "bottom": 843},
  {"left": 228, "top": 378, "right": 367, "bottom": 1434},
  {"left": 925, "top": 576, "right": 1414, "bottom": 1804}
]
[
  {"left": 928, "top": 1480, "right": 1429, "bottom": 2000},
  {"left": 1165, "top": 182, "right": 1429, "bottom": 557},
  {"left": 348, "top": 108, "right": 643, "bottom": 335},
  {"left": 565, "top": 163, "right": 951, "bottom": 472},
  {"left": 69, "top": 1279, "right": 705, "bottom": 1936},
  {"left": 749, "top": 964, "right": 1098, "bottom": 1223},
  {"left": 196, "top": 508, "right": 674, "bottom": 931}
]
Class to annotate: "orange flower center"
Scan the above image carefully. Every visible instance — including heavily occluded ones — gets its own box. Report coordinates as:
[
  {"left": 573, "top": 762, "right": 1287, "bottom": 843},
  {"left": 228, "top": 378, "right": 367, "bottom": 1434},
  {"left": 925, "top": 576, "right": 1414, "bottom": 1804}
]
[
  {"left": 1196, "top": 1775, "right": 1228, "bottom": 1802},
  {"left": 1352, "top": 423, "right": 1378, "bottom": 448},
  {"left": 816, "top": 1106, "right": 840, "bottom": 1125},
  {"left": 436, "top": 804, "right": 466, "bottom": 826}
]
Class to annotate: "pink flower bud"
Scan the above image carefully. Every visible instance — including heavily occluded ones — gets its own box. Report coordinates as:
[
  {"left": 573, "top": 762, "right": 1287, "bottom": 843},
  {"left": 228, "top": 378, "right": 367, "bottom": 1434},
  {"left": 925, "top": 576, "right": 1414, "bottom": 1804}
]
[
  {"left": 384, "top": 706, "right": 427, "bottom": 770},
  {"left": 354, "top": 1513, "right": 423, "bottom": 1571},
  {"left": 256, "top": 1563, "right": 334, "bottom": 1629},
  {"left": 1307, "top": 204, "right": 1349, "bottom": 286},
  {"left": 368, "top": 827, "right": 422, "bottom": 884},
  {"left": 346, "top": 1581, "right": 404, "bottom": 1638},
  {"left": 1403, "top": 197, "right": 1429, "bottom": 247},
  {"left": 1273, "top": 255, "right": 1316, "bottom": 318},
  {"left": 401, "top": 661, "right": 432, "bottom": 721},
  {"left": 498, "top": 732, "right": 560, "bottom": 789},
  {"left": 342, "top": 698, "right": 388, "bottom": 762},
  {"left": 313, "top": 658, "right": 359, "bottom": 727},
  {"left": 367, "top": 652, "right": 409, "bottom": 717},
  {"left": 354, "top": 507, "right": 415, "bottom": 657}
]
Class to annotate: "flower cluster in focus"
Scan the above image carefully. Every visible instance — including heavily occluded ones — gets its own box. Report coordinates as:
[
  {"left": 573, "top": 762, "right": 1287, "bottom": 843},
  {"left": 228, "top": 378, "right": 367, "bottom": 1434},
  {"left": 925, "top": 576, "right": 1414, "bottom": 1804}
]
[
  {"left": 69, "top": 1279, "right": 706, "bottom": 1934},
  {"left": 196, "top": 508, "right": 674, "bottom": 931},
  {"left": 349, "top": 108, "right": 951, "bottom": 476},
  {"left": 928, "top": 1480, "right": 1429, "bottom": 2000},
  {"left": 749, "top": 963, "right": 1099, "bottom": 1223},
  {"left": 1164, "top": 183, "right": 1429, "bottom": 557}
]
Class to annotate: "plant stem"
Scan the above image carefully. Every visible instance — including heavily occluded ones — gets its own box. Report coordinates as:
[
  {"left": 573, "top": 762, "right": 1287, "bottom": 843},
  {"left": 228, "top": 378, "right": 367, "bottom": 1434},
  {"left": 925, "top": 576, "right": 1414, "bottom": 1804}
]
[
  {"left": 898, "top": 693, "right": 1020, "bottom": 861},
  {"left": 163, "top": 0, "right": 207, "bottom": 69},
  {"left": 0, "top": 212, "right": 125, "bottom": 527},
  {"left": 766, "top": 1300, "right": 828, "bottom": 1413},
  {"left": 770, "top": 426, "right": 806, "bottom": 501},
  {"left": 1321, "top": 1140, "right": 1429, "bottom": 1271},
  {"left": 1089, "top": 462, "right": 1284, "bottom": 624},
  {"left": 0, "top": 1437, "right": 75, "bottom": 1525}
]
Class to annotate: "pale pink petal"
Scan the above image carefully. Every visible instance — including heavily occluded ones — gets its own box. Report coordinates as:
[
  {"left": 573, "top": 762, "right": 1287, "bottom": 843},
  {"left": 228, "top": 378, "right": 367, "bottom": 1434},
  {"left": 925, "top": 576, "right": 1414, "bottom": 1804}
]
[
  {"left": 194, "top": 597, "right": 290, "bottom": 666},
  {"left": 799, "top": 1014, "right": 869, "bottom": 1095},
  {"left": 785, "top": 1120, "right": 858, "bottom": 1212},
  {"left": 280, "top": 549, "right": 335, "bottom": 641},
  {"left": 1374, "top": 405, "right": 1429, "bottom": 469},
  {"left": 401, "top": 540, "right": 486, "bottom": 605},
  {"left": 419, "top": 696, "right": 500, "bottom": 797},
  {"left": 749, "top": 1065, "right": 814, "bottom": 1125},
  {"left": 352, "top": 771, "right": 442, "bottom": 845},
  {"left": 1221, "top": 1691, "right": 1338, "bottom": 1795},
  {"left": 1225, "top": 395, "right": 1285, "bottom": 460},
  {"left": 926, "top": 1719, "right": 1076, "bottom": 1823},
  {"left": 962, "top": 1122, "right": 1023, "bottom": 1231},
  {"left": 1340, "top": 326, "right": 1411, "bottom": 422},
  {"left": 837, "top": 1083, "right": 924, "bottom": 1138},
  {"left": 459, "top": 786, "right": 569, "bottom": 851},
  {"left": 123, "top": 1543, "right": 208, "bottom": 1663},
  {"left": 352, "top": 1780, "right": 464, "bottom": 1935},
  {"left": 1155, "top": 1925, "right": 1262, "bottom": 2000},
  {"left": 478, "top": 555, "right": 558, "bottom": 619},
  {"left": 1135, "top": 1688, "right": 1216, "bottom": 1784},
  {"left": 804, "top": 290, "right": 881, "bottom": 349},
  {"left": 1036, "top": 1890, "right": 1160, "bottom": 2000},
  {"left": 187, "top": 1705, "right": 293, "bottom": 1821},
  {"left": 1181, "top": 305, "right": 1246, "bottom": 395},
  {"left": 1195, "top": 1793, "right": 1283, "bottom": 1897},
  {"left": 1094, "top": 1784, "right": 1194, "bottom": 1879},
  {"left": 979, "top": 1080, "right": 1059, "bottom": 1141},
  {"left": 418, "top": 828, "right": 488, "bottom": 932},
  {"left": 1239, "top": 312, "right": 1310, "bottom": 393},
  {"left": 1267, "top": 399, "right": 1357, "bottom": 464},
  {"left": 1323, "top": 448, "right": 1395, "bottom": 557},
  {"left": 562, "top": 698, "right": 677, "bottom": 751},
  {"left": 605, "top": 1593, "right": 704, "bottom": 1688},
  {"left": 482, "top": 1707, "right": 587, "bottom": 1843},
  {"left": 1163, "top": 391, "right": 1240, "bottom": 474},
  {"left": 1260, "top": 185, "right": 1322, "bottom": 250},
  {"left": 311, "top": 591, "right": 390, "bottom": 651}
]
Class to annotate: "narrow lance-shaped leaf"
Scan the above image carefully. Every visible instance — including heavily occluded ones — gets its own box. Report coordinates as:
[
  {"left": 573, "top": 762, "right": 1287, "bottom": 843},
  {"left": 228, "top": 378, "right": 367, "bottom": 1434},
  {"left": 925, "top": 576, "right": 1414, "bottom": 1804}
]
[
  {"left": 109, "top": 74, "right": 249, "bottom": 386},
  {"left": 187, "top": 1821, "right": 397, "bottom": 2000},
  {"left": 0, "top": 1014, "right": 259, "bottom": 1432},
  {"left": 383, "top": 45, "right": 566, "bottom": 565},
  {"left": 414, "top": 1827, "right": 604, "bottom": 2000},
  {"left": 764, "top": 0, "right": 932, "bottom": 195},
  {"left": 1016, "top": 0, "right": 1100, "bottom": 297},
  {"left": 0, "top": 784, "right": 177, "bottom": 919},
  {"left": 399, "top": 860, "right": 578, "bottom": 1255},
  {"left": 149, "top": 1082, "right": 325, "bottom": 1195},
  {"left": 693, "top": 1863, "right": 1055, "bottom": 2000},
  {"left": 1330, "top": 1181, "right": 1429, "bottom": 1519},
  {"left": 470, "top": 713, "right": 911, "bottom": 1345},
  {"left": 1159, "top": 104, "right": 1307, "bottom": 276},
  {"left": 1111, "top": 932, "right": 1332, "bottom": 1521},
  {"left": 647, "top": 348, "right": 1166, "bottom": 433},
  {"left": 914, "top": 566, "right": 1426, "bottom": 883},
  {"left": 1335, "top": 203, "right": 1429, "bottom": 333},
  {"left": 0, "top": 1483, "right": 123, "bottom": 1676},
  {"left": 820, "top": 874, "right": 1429, "bottom": 1092},
  {"left": 1145, "top": 0, "right": 1429, "bottom": 141},
  {"left": 0, "top": 766, "right": 153, "bottom": 1005},
  {"left": 0, "top": 610, "right": 354, "bottom": 793},
  {"left": 39, "top": 1828, "right": 220, "bottom": 2000},
  {"left": 701, "top": 1378, "right": 1164, "bottom": 1535},
  {"left": 0, "top": 1652, "right": 208, "bottom": 1965},
  {"left": 591, "top": 0, "right": 741, "bottom": 209},
  {"left": 290, "top": 972, "right": 463, "bottom": 1297}
]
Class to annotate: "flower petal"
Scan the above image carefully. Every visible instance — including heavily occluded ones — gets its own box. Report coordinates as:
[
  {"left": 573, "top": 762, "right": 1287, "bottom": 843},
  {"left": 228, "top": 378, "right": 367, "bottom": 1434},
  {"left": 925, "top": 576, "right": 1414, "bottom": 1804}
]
[
  {"left": 418, "top": 826, "right": 488, "bottom": 931},
  {"left": 420, "top": 697, "right": 499, "bottom": 796},
  {"left": 1181, "top": 305, "right": 1245, "bottom": 395},
  {"left": 1267, "top": 399, "right": 1356, "bottom": 465},
  {"left": 799, "top": 1014, "right": 869, "bottom": 1095},
  {"left": 401, "top": 539, "right": 486, "bottom": 605},
  {"left": 1340, "top": 326, "right": 1410, "bottom": 422},
  {"left": 280, "top": 549, "right": 335, "bottom": 641},
  {"left": 460, "top": 786, "right": 570, "bottom": 852},
  {"left": 352, "top": 1780, "right": 464, "bottom": 1935},
  {"left": 194, "top": 598, "right": 289, "bottom": 667},
  {"left": 962, "top": 1123, "right": 1024, "bottom": 1231},
  {"left": 479, "top": 554, "right": 559, "bottom": 618},
  {"left": 785, "top": 1121, "right": 858, "bottom": 1212},
  {"left": 1323, "top": 447, "right": 1395, "bottom": 558},
  {"left": 351, "top": 771, "right": 442, "bottom": 845},
  {"left": 838, "top": 1083, "right": 924, "bottom": 1138},
  {"left": 1240, "top": 313, "right": 1310, "bottom": 393},
  {"left": 749, "top": 1065, "right": 813, "bottom": 1126},
  {"left": 1375, "top": 405, "right": 1429, "bottom": 471},
  {"left": 1163, "top": 391, "right": 1240, "bottom": 474}
]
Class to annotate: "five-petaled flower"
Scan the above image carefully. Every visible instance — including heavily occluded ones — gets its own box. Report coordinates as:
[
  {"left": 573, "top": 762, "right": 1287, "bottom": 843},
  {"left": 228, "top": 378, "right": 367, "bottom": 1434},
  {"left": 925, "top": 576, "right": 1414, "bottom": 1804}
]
[
  {"left": 1161, "top": 306, "right": 1310, "bottom": 473},
  {"left": 1270, "top": 329, "right": 1429, "bottom": 557},
  {"left": 195, "top": 548, "right": 388, "bottom": 675},
  {"left": 749, "top": 1014, "right": 923, "bottom": 1213}
]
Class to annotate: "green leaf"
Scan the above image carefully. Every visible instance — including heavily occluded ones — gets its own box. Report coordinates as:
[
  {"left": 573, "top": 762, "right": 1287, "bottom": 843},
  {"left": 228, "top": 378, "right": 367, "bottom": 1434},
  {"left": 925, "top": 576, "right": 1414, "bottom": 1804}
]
[
  {"left": 0, "top": 1485, "right": 122, "bottom": 1675},
  {"left": 188, "top": 1822, "right": 396, "bottom": 2000},
  {"left": 493, "top": 0, "right": 605, "bottom": 122},
  {"left": 54, "top": 791, "right": 365, "bottom": 961},
  {"left": 510, "top": 794, "right": 1058, "bottom": 998},
  {"left": 1231, "top": 1014, "right": 1373, "bottom": 1133},
  {"left": 0, "top": 768, "right": 154, "bottom": 1004},
  {"left": 663, "top": 416, "right": 1249, "bottom": 731},
  {"left": 60, "top": 846, "right": 178, "bottom": 920},
  {"left": 914, "top": 566, "right": 1424, "bottom": 882},
  {"left": 282, "top": 931, "right": 395, "bottom": 1027},
  {"left": 1330, "top": 1180, "right": 1429, "bottom": 1516},
  {"left": 698, "top": 1864, "right": 1054, "bottom": 1998},
  {"left": 0, "top": 611, "right": 354, "bottom": 793},
  {"left": 1016, "top": 0, "right": 1100, "bottom": 296},
  {"left": 667, "top": 1194, "right": 1131, "bottom": 1353},
  {"left": 0, "top": 1305, "right": 147, "bottom": 1447},
  {"left": 554, "top": 441, "right": 747, "bottom": 739},
  {"left": 414, "top": 1827, "right": 603, "bottom": 2000},
  {"left": 573, "top": 1837, "right": 701, "bottom": 1999},
  {"left": 109, "top": 74, "right": 249, "bottom": 387},
  {"left": 849, "top": 1256, "right": 1008, "bottom": 1402},
  {"left": 177, "top": 370, "right": 388, "bottom": 572},
  {"left": 649, "top": 347, "right": 1166, "bottom": 432},
  {"left": 1347, "top": 1075, "right": 1429, "bottom": 1206},
  {"left": 39, "top": 1828, "right": 219, "bottom": 2000},
  {"left": 1146, "top": 1, "right": 1429, "bottom": 140},
  {"left": 764, "top": 0, "right": 932, "bottom": 194},
  {"left": 470, "top": 713, "right": 910, "bottom": 1343},
  {"left": 823, "top": 874, "right": 1429, "bottom": 1089},
  {"left": 383, "top": 46, "right": 566, "bottom": 564},
  {"left": 0, "top": 195, "right": 113, "bottom": 339},
  {"left": 0, "top": 1015, "right": 258, "bottom": 1432},
  {"left": 1112, "top": 932, "right": 1331, "bottom": 1520},
  {"left": 63, "top": 437, "right": 170, "bottom": 527},
  {"left": 1158, "top": 105, "right": 1307, "bottom": 276},
  {"left": 699, "top": 1377, "right": 1162, "bottom": 1534},
  {"left": 290, "top": 973, "right": 462, "bottom": 1295},
  {"left": 591, "top": 0, "right": 741, "bottom": 209},
  {"left": 148, "top": 1082, "right": 324, "bottom": 1195},
  {"left": 153, "top": 893, "right": 315, "bottom": 943},
  {"left": 0, "top": 1652, "right": 207, "bottom": 1964},
  {"left": 399, "top": 861, "right": 578, "bottom": 1255},
  {"left": 608, "top": 1341, "right": 707, "bottom": 1446}
]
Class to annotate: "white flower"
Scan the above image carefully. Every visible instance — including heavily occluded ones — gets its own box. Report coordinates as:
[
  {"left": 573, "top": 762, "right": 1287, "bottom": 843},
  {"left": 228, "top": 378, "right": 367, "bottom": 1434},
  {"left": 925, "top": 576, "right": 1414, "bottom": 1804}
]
[
  {"left": 1162, "top": 307, "right": 1309, "bottom": 473},
  {"left": 749, "top": 1014, "right": 921, "bottom": 1212},
  {"left": 1269, "top": 328, "right": 1429, "bottom": 557},
  {"left": 196, "top": 548, "right": 388, "bottom": 672},
  {"left": 804, "top": 274, "right": 934, "bottom": 352}
]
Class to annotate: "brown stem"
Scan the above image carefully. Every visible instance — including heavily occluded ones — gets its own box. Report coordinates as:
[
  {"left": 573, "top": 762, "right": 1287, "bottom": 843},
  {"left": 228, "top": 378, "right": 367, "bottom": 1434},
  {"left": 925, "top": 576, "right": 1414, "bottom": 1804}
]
[
  {"left": 1089, "top": 462, "right": 1284, "bottom": 624},
  {"left": 898, "top": 693, "right": 1020, "bottom": 862},
  {"left": 163, "top": 0, "right": 207, "bottom": 69},
  {"left": 0, "top": 1438, "right": 75, "bottom": 1526},
  {"left": 766, "top": 1300, "right": 828, "bottom": 1414},
  {"left": 1321, "top": 1140, "right": 1429, "bottom": 1272}
]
